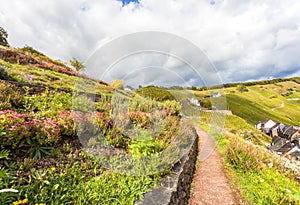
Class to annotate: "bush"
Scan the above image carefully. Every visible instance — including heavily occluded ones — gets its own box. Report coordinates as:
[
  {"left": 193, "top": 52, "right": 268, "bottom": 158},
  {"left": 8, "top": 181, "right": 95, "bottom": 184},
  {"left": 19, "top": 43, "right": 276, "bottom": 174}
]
[
  {"left": 110, "top": 79, "right": 124, "bottom": 90},
  {"left": 22, "top": 88, "right": 72, "bottom": 118},
  {"left": 129, "top": 130, "right": 161, "bottom": 157},
  {"left": 0, "top": 80, "right": 23, "bottom": 110},
  {"left": 200, "top": 98, "right": 212, "bottom": 109},
  {"left": 129, "top": 111, "right": 151, "bottom": 129},
  {"left": 136, "top": 86, "right": 175, "bottom": 101},
  {"left": 236, "top": 84, "right": 248, "bottom": 93},
  {"left": 0, "top": 110, "right": 60, "bottom": 149},
  {"left": 129, "top": 95, "right": 181, "bottom": 116},
  {"left": 106, "top": 126, "right": 131, "bottom": 149},
  {"left": 55, "top": 111, "right": 75, "bottom": 137}
]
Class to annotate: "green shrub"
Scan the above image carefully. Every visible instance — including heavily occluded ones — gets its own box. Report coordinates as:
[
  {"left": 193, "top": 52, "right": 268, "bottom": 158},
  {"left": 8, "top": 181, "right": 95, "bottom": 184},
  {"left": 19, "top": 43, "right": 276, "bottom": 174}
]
[
  {"left": 106, "top": 126, "right": 131, "bottom": 149},
  {"left": 129, "top": 95, "right": 163, "bottom": 112},
  {"left": 22, "top": 87, "right": 72, "bottom": 118},
  {"left": 236, "top": 84, "right": 248, "bottom": 93},
  {"left": 200, "top": 98, "right": 212, "bottom": 109},
  {"left": 129, "top": 130, "right": 161, "bottom": 157},
  {"left": 136, "top": 86, "right": 175, "bottom": 101},
  {"left": 0, "top": 80, "right": 23, "bottom": 110}
]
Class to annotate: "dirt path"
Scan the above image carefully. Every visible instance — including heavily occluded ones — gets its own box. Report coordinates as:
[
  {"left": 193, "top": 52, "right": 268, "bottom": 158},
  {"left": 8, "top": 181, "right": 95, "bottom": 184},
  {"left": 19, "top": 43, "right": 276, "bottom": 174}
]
[
  {"left": 271, "top": 100, "right": 284, "bottom": 111},
  {"left": 189, "top": 127, "right": 237, "bottom": 205}
]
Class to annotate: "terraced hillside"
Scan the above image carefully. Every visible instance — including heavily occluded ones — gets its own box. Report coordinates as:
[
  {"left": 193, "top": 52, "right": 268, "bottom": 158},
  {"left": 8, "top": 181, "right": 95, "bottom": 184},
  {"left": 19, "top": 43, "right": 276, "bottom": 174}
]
[
  {"left": 193, "top": 78, "right": 300, "bottom": 125},
  {"left": 225, "top": 80, "right": 300, "bottom": 125}
]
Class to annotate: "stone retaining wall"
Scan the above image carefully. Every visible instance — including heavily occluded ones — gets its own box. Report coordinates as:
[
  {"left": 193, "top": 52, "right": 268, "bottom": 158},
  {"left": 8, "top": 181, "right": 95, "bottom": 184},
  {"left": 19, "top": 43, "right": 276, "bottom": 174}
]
[{"left": 135, "top": 129, "right": 198, "bottom": 205}]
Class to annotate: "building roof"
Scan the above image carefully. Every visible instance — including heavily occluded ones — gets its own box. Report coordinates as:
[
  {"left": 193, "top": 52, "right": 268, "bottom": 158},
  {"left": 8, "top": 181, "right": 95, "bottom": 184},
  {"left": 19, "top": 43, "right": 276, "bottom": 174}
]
[
  {"left": 284, "top": 126, "right": 298, "bottom": 137},
  {"left": 263, "top": 120, "right": 277, "bottom": 129},
  {"left": 270, "top": 122, "right": 281, "bottom": 130},
  {"left": 271, "top": 135, "right": 286, "bottom": 145},
  {"left": 275, "top": 142, "right": 294, "bottom": 154},
  {"left": 288, "top": 148, "right": 300, "bottom": 159}
]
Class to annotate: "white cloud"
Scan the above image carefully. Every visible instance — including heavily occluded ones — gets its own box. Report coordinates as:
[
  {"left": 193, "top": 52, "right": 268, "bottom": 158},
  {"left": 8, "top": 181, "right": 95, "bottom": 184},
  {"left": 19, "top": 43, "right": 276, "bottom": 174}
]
[{"left": 0, "top": 0, "right": 299, "bottom": 86}]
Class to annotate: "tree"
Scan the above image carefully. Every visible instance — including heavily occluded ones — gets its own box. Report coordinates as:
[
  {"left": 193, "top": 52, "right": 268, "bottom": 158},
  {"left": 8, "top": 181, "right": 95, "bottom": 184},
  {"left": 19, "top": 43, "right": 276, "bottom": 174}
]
[
  {"left": 191, "top": 86, "right": 197, "bottom": 91},
  {"left": 200, "top": 98, "right": 212, "bottom": 109},
  {"left": 70, "top": 57, "right": 85, "bottom": 71},
  {"left": 110, "top": 79, "right": 124, "bottom": 89},
  {"left": 236, "top": 84, "right": 248, "bottom": 93},
  {"left": 0, "top": 26, "right": 9, "bottom": 47},
  {"left": 136, "top": 86, "right": 175, "bottom": 101}
]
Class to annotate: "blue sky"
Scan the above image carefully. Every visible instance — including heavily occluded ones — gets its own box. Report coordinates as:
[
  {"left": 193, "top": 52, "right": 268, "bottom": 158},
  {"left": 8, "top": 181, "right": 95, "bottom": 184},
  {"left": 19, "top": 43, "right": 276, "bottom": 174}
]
[
  {"left": 121, "top": 0, "right": 139, "bottom": 6},
  {"left": 0, "top": 0, "right": 299, "bottom": 86}
]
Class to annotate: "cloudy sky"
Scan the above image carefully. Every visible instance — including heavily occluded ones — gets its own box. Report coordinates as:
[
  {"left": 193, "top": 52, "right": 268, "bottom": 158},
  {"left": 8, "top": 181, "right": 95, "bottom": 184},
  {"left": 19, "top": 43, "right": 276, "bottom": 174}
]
[{"left": 1, "top": 0, "right": 300, "bottom": 86}]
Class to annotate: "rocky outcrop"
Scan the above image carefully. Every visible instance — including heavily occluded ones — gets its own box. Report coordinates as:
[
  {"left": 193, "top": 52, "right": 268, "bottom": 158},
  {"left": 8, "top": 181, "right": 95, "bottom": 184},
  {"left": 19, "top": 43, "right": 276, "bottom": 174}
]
[{"left": 0, "top": 63, "right": 9, "bottom": 80}]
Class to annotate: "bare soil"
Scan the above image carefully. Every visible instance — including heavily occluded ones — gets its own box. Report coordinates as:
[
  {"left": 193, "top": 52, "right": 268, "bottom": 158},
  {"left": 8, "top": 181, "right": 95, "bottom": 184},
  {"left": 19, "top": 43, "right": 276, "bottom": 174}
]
[{"left": 189, "top": 127, "right": 240, "bottom": 205}]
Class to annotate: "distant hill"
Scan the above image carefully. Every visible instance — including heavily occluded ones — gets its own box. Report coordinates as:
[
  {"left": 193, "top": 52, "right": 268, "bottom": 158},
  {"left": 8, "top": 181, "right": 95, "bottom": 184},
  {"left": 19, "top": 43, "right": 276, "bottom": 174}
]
[{"left": 193, "top": 79, "right": 300, "bottom": 125}]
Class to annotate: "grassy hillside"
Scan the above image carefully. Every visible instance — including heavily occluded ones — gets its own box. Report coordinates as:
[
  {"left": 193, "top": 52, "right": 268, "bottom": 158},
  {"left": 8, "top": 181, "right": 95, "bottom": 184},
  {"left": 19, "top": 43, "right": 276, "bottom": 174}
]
[
  {"left": 225, "top": 81, "right": 300, "bottom": 125},
  {"left": 193, "top": 79, "right": 300, "bottom": 125},
  {"left": 0, "top": 46, "right": 189, "bottom": 204},
  {"left": 0, "top": 46, "right": 109, "bottom": 94}
]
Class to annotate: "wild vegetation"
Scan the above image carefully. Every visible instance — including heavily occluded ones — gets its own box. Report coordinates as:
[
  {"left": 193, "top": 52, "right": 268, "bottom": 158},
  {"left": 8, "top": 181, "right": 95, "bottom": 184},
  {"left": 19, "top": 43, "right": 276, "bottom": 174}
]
[
  {"left": 0, "top": 45, "right": 192, "bottom": 204},
  {"left": 200, "top": 113, "right": 300, "bottom": 204},
  {"left": 136, "top": 85, "right": 175, "bottom": 101}
]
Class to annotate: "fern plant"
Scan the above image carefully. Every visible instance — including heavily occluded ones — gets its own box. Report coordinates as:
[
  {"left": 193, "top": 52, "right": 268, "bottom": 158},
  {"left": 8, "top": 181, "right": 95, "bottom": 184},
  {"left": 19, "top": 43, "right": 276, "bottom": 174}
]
[{"left": 0, "top": 149, "right": 9, "bottom": 159}]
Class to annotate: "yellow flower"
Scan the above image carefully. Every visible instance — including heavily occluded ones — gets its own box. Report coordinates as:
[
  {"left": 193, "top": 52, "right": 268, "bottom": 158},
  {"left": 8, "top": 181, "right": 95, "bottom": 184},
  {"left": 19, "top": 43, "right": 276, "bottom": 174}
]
[
  {"left": 22, "top": 199, "right": 28, "bottom": 204},
  {"left": 13, "top": 201, "right": 19, "bottom": 205},
  {"left": 12, "top": 198, "right": 28, "bottom": 205},
  {"left": 50, "top": 167, "right": 56, "bottom": 171}
]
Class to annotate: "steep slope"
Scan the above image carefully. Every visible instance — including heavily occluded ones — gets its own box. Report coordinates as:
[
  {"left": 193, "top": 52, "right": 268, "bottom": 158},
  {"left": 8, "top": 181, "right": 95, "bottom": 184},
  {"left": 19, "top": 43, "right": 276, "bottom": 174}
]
[{"left": 225, "top": 81, "right": 300, "bottom": 125}]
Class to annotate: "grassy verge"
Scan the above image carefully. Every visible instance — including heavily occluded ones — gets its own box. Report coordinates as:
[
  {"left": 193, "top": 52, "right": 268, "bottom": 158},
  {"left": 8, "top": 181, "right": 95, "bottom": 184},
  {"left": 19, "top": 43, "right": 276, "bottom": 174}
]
[{"left": 201, "top": 114, "right": 300, "bottom": 205}]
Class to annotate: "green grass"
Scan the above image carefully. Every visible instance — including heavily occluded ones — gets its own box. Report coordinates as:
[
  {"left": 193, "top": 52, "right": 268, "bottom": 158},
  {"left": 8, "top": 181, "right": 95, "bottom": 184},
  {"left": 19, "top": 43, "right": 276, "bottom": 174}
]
[
  {"left": 224, "top": 136, "right": 300, "bottom": 205},
  {"left": 194, "top": 81, "right": 300, "bottom": 125},
  {"left": 0, "top": 147, "right": 157, "bottom": 205},
  {"left": 226, "top": 82, "right": 300, "bottom": 125},
  {"left": 0, "top": 59, "right": 110, "bottom": 94},
  {"left": 200, "top": 111, "right": 271, "bottom": 145}
]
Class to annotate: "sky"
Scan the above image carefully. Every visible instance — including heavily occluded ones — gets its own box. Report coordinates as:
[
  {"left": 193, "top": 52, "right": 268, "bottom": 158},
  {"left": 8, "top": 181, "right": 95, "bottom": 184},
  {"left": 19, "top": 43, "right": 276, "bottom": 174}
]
[{"left": 0, "top": 0, "right": 300, "bottom": 86}]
